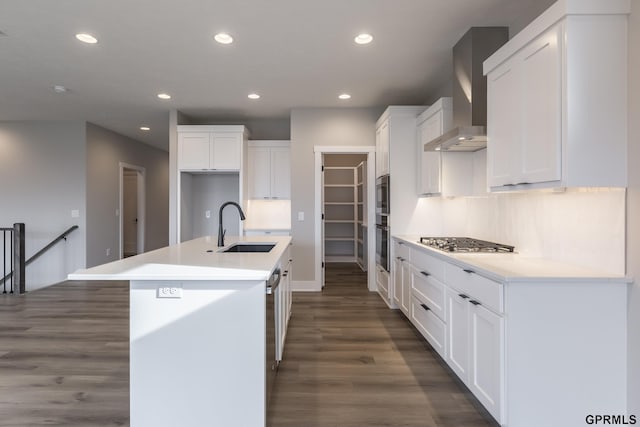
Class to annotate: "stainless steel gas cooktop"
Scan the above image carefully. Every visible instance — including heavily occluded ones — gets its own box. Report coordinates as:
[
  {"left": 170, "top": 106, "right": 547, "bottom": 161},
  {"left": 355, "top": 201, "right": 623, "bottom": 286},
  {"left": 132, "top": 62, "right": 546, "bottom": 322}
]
[{"left": 418, "top": 237, "right": 515, "bottom": 253}]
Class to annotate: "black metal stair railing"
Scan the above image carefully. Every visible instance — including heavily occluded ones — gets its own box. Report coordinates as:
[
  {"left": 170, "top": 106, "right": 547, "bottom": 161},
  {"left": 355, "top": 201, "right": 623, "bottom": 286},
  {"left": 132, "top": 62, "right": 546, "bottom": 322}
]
[
  {"left": 1, "top": 223, "right": 25, "bottom": 294},
  {"left": 1, "top": 224, "right": 78, "bottom": 295}
]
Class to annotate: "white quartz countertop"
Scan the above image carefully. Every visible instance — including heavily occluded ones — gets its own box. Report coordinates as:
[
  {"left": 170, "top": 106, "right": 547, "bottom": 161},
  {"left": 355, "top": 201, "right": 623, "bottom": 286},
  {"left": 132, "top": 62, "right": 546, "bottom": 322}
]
[
  {"left": 394, "top": 235, "right": 631, "bottom": 284},
  {"left": 68, "top": 235, "right": 292, "bottom": 282}
]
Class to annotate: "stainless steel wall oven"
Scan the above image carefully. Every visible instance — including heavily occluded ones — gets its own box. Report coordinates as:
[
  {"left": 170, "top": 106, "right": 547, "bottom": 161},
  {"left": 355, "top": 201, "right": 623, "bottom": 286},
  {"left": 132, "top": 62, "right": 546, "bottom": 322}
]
[{"left": 375, "top": 174, "right": 390, "bottom": 272}]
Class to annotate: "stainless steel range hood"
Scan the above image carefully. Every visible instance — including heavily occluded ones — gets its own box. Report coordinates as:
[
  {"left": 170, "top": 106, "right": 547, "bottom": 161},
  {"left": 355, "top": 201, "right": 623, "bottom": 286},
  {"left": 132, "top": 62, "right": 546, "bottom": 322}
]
[{"left": 425, "top": 27, "right": 508, "bottom": 152}]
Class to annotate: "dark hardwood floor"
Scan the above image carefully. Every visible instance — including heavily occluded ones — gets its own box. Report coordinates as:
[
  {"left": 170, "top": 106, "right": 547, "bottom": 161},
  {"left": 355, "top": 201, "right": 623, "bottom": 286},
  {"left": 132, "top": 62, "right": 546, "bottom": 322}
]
[
  {"left": 267, "top": 263, "right": 497, "bottom": 426},
  {"left": 0, "top": 264, "right": 496, "bottom": 426},
  {"left": 0, "top": 280, "right": 129, "bottom": 426}
]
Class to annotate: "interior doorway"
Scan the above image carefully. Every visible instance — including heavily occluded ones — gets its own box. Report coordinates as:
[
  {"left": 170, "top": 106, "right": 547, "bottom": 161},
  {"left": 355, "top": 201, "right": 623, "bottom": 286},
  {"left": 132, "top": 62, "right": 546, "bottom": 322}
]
[
  {"left": 314, "top": 146, "right": 376, "bottom": 292},
  {"left": 119, "top": 163, "right": 145, "bottom": 259}
]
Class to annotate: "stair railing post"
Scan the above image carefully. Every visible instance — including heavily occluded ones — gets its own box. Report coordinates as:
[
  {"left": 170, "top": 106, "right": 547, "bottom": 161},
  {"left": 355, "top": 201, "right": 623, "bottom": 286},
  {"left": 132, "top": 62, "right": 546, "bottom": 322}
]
[{"left": 13, "top": 223, "right": 25, "bottom": 294}]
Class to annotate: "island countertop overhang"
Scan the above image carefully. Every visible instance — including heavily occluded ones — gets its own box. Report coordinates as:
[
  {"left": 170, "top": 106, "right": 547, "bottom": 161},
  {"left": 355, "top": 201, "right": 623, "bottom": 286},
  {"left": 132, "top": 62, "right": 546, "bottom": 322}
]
[{"left": 68, "top": 235, "right": 292, "bottom": 282}]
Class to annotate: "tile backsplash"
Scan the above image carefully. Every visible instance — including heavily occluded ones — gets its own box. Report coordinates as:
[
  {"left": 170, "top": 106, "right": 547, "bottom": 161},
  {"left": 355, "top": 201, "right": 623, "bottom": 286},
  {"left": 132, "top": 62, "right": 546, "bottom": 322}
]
[{"left": 412, "top": 188, "right": 626, "bottom": 275}]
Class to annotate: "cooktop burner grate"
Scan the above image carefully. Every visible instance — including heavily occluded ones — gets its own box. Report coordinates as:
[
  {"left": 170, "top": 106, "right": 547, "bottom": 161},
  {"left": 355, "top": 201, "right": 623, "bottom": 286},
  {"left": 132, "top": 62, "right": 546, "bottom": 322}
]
[{"left": 418, "top": 237, "right": 515, "bottom": 253}]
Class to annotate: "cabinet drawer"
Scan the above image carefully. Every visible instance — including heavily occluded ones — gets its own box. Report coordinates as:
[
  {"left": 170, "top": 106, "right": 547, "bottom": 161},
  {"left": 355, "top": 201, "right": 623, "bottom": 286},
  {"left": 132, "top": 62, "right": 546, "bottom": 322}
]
[
  {"left": 445, "top": 263, "right": 504, "bottom": 314},
  {"left": 377, "top": 267, "right": 389, "bottom": 296},
  {"left": 411, "top": 267, "right": 446, "bottom": 322},
  {"left": 393, "top": 240, "right": 411, "bottom": 260},
  {"left": 411, "top": 248, "right": 445, "bottom": 282},
  {"left": 411, "top": 297, "right": 446, "bottom": 358}
]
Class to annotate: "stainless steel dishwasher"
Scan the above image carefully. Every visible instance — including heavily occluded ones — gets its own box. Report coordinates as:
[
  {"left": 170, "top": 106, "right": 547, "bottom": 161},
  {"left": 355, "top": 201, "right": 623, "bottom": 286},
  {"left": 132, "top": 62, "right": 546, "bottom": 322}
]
[{"left": 265, "top": 268, "right": 280, "bottom": 407}]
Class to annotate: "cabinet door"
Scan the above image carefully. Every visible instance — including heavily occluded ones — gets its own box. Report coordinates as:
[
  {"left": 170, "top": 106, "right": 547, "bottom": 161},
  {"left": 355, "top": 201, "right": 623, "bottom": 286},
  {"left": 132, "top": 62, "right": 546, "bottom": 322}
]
[
  {"left": 247, "top": 146, "right": 271, "bottom": 199},
  {"left": 393, "top": 257, "right": 402, "bottom": 308},
  {"left": 422, "top": 151, "right": 442, "bottom": 195},
  {"left": 487, "top": 60, "right": 521, "bottom": 187},
  {"left": 178, "top": 132, "right": 211, "bottom": 170},
  {"left": 377, "top": 121, "right": 390, "bottom": 177},
  {"left": 469, "top": 303, "right": 504, "bottom": 424},
  {"left": 401, "top": 261, "right": 411, "bottom": 315},
  {"left": 520, "top": 24, "right": 562, "bottom": 185},
  {"left": 270, "top": 147, "right": 291, "bottom": 199},
  {"left": 419, "top": 111, "right": 443, "bottom": 194},
  {"left": 211, "top": 133, "right": 241, "bottom": 170},
  {"left": 446, "top": 289, "right": 470, "bottom": 382}
]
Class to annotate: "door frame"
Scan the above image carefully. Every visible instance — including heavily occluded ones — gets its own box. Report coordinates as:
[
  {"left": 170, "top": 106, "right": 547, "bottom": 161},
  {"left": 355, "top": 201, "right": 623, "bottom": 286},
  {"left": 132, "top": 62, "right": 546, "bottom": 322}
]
[
  {"left": 313, "top": 146, "right": 376, "bottom": 292},
  {"left": 119, "top": 162, "right": 146, "bottom": 259}
]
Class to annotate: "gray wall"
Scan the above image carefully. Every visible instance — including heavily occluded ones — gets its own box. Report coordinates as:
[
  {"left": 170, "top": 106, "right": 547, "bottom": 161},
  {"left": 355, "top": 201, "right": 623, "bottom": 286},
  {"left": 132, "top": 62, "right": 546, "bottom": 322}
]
[
  {"left": 86, "top": 123, "right": 169, "bottom": 267},
  {"left": 290, "top": 107, "right": 381, "bottom": 283},
  {"left": 628, "top": 1, "right": 640, "bottom": 415},
  {"left": 0, "top": 121, "right": 87, "bottom": 290}
]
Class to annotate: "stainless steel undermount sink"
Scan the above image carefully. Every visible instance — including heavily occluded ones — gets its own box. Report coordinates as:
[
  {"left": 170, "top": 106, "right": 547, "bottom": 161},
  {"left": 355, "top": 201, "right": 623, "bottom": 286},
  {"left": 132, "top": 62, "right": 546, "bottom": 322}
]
[{"left": 220, "top": 243, "right": 276, "bottom": 253}]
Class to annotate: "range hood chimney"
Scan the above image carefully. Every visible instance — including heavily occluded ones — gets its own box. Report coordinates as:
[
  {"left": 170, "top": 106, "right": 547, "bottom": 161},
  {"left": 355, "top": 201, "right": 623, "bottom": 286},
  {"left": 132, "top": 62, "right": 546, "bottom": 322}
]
[{"left": 425, "top": 27, "right": 508, "bottom": 152}]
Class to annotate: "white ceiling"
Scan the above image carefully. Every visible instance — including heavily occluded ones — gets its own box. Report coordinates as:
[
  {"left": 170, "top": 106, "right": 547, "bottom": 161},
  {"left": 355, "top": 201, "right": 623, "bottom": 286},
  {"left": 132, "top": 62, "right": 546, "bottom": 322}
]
[{"left": 0, "top": 0, "right": 554, "bottom": 151}]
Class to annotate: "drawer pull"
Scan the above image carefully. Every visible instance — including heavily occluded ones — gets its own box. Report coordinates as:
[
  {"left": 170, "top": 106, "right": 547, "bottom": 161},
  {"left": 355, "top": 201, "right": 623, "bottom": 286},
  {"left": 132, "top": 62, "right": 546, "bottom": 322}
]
[
  {"left": 463, "top": 269, "right": 475, "bottom": 274},
  {"left": 458, "top": 293, "right": 469, "bottom": 299},
  {"left": 420, "top": 303, "right": 431, "bottom": 311},
  {"left": 396, "top": 256, "right": 402, "bottom": 260},
  {"left": 420, "top": 271, "right": 430, "bottom": 277},
  {"left": 469, "top": 300, "right": 481, "bottom": 306}
]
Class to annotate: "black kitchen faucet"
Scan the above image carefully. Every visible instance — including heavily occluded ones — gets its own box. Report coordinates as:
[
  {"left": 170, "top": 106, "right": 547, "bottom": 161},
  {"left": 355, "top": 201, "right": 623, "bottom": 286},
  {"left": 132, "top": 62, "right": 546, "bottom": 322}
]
[{"left": 217, "top": 201, "right": 246, "bottom": 247}]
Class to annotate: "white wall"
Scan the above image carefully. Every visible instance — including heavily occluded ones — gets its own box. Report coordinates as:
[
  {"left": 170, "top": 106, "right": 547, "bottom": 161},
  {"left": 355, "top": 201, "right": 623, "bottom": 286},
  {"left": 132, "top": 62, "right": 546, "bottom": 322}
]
[
  {"left": 86, "top": 123, "right": 169, "bottom": 267},
  {"left": 0, "top": 121, "right": 87, "bottom": 290},
  {"left": 627, "top": 0, "right": 640, "bottom": 415},
  {"left": 290, "top": 108, "right": 381, "bottom": 283}
]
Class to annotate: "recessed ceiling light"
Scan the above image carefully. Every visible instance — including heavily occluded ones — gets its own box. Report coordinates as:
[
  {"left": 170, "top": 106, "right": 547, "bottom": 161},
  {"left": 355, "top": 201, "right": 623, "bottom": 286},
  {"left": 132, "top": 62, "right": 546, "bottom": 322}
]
[
  {"left": 53, "top": 85, "right": 68, "bottom": 93},
  {"left": 338, "top": 93, "right": 351, "bottom": 100},
  {"left": 214, "top": 32, "right": 233, "bottom": 44},
  {"left": 75, "top": 33, "right": 98, "bottom": 44},
  {"left": 140, "top": 126, "right": 150, "bottom": 131},
  {"left": 248, "top": 93, "right": 260, "bottom": 100},
  {"left": 354, "top": 33, "right": 373, "bottom": 45},
  {"left": 157, "top": 93, "right": 171, "bottom": 100}
]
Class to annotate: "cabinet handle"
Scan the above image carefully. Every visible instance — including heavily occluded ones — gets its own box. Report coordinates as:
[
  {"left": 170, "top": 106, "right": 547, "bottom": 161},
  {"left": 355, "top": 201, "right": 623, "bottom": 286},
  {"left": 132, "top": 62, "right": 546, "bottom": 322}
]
[
  {"left": 420, "top": 303, "right": 430, "bottom": 311},
  {"left": 420, "top": 271, "right": 430, "bottom": 277},
  {"left": 515, "top": 182, "right": 531, "bottom": 186},
  {"left": 504, "top": 183, "right": 516, "bottom": 187},
  {"left": 463, "top": 269, "right": 475, "bottom": 274},
  {"left": 398, "top": 241, "right": 404, "bottom": 245},
  {"left": 396, "top": 256, "right": 402, "bottom": 260},
  {"left": 469, "top": 300, "right": 481, "bottom": 306},
  {"left": 263, "top": 197, "right": 270, "bottom": 199},
  {"left": 458, "top": 293, "right": 469, "bottom": 299}
]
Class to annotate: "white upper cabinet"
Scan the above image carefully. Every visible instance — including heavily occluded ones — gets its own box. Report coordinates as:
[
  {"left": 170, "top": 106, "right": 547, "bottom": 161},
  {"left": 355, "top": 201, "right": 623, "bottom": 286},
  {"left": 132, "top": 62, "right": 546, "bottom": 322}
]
[
  {"left": 177, "top": 126, "right": 247, "bottom": 171},
  {"left": 178, "top": 132, "right": 211, "bottom": 170},
  {"left": 484, "top": 1, "right": 629, "bottom": 190},
  {"left": 375, "top": 120, "right": 390, "bottom": 178},
  {"left": 247, "top": 141, "right": 291, "bottom": 200},
  {"left": 417, "top": 99, "right": 452, "bottom": 195}
]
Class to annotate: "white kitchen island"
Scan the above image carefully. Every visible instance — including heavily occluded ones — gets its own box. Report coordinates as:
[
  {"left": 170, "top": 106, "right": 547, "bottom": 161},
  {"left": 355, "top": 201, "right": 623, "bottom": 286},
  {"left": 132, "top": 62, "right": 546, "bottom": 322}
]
[{"left": 69, "top": 235, "right": 292, "bottom": 427}]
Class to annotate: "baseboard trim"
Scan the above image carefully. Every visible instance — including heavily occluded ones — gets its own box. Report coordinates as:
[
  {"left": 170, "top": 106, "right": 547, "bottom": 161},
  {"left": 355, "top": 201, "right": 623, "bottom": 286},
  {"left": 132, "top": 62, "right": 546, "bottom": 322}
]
[{"left": 291, "top": 280, "right": 321, "bottom": 292}]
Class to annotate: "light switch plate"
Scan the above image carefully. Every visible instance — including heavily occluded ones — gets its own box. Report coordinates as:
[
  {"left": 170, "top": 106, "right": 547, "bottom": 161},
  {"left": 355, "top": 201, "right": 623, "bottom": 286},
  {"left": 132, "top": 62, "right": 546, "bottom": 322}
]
[
  {"left": 71, "top": 209, "right": 79, "bottom": 218},
  {"left": 298, "top": 211, "right": 304, "bottom": 221},
  {"left": 158, "top": 285, "right": 183, "bottom": 299}
]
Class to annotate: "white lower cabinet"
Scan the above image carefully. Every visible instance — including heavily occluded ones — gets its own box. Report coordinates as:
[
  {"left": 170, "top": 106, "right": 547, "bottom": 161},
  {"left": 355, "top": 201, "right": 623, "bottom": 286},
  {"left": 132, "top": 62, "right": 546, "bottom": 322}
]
[
  {"left": 411, "top": 296, "right": 446, "bottom": 358},
  {"left": 401, "top": 240, "right": 504, "bottom": 424},
  {"left": 276, "top": 249, "right": 293, "bottom": 362},
  {"left": 468, "top": 302, "right": 504, "bottom": 422},
  {"left": 445, "top": 288, "right": 470, "bottom": 381},
  {"left": 391, "top": 236, "right": 627, "bottom": 427},
  {"left": 376, "top": 265, "right": 391, "bottom": 307},
  {"left": 400, "top": 262, "right": 411, "bottom": 315},
  {"left": 392, "top": 240, "right": 411, "bottom": 314}
]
